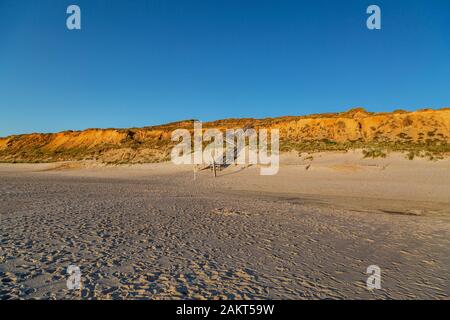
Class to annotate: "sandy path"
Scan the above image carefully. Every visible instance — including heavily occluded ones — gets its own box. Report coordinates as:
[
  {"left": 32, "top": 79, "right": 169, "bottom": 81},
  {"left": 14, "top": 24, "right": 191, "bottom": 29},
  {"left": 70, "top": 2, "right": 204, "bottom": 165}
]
[{"left": 0, "top": 154, "right": 449, "bottom": 299}]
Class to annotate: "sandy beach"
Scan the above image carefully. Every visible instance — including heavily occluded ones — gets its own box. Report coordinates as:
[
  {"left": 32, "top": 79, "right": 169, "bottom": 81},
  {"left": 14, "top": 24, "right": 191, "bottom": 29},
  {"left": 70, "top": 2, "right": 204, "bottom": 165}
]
[{"left": 0, "top": 151, "right": 449, "bottom": 299}]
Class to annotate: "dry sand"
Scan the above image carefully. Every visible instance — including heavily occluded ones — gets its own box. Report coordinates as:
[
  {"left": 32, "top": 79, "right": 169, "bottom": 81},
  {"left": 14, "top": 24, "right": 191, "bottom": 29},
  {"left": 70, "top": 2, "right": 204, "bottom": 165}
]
[{"left": 0, "top": 151, "right": 449, "bottom": 299}]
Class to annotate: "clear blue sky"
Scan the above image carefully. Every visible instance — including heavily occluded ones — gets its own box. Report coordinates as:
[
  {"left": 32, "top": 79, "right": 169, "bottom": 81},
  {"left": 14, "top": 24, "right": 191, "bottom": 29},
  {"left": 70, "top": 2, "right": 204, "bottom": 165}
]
[{"left": 0, "top": 0, "right": 449, "bottom": 137}]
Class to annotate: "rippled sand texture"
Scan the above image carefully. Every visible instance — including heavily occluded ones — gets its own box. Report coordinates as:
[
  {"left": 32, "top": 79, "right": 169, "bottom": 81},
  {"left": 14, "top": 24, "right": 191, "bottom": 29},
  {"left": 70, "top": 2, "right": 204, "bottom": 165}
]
[{"left": 0, "top": 155, "right": 449, "bottom": 299}]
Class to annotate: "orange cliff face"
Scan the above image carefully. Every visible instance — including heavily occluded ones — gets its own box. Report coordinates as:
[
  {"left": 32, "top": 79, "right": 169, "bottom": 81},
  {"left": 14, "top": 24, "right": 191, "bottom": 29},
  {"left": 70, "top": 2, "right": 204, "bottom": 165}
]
[
  {"left": 267, "top": 108, "right": 450, "bottom": 143},
  {"left": 0, "top": 108, "right": 449, "bottom": 163}
]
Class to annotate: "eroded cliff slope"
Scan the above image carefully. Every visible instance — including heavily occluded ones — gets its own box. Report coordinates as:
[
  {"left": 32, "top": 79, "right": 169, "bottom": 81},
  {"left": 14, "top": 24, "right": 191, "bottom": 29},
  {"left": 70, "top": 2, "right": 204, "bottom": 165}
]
[{"left": 1, "top": 108, "right": 449, "bottom": 163}]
